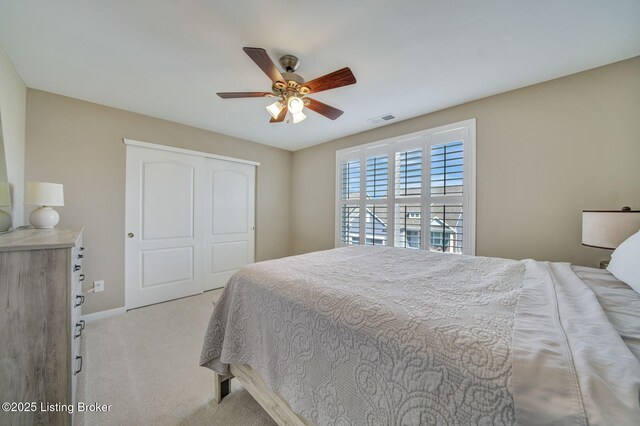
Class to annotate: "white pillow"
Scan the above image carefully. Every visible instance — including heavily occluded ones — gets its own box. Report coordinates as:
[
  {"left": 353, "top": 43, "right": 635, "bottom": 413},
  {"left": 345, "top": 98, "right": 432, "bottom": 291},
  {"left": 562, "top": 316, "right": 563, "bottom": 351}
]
[{"left": 607, "top": 230, "right": 640, "bottom": 293}]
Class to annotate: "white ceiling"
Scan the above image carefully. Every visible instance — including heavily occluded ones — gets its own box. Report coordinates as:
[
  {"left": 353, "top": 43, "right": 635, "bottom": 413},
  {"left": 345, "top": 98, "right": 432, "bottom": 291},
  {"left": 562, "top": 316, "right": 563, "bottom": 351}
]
[{"left": 1, "top": 1, "right": 639, "bottom": 151}]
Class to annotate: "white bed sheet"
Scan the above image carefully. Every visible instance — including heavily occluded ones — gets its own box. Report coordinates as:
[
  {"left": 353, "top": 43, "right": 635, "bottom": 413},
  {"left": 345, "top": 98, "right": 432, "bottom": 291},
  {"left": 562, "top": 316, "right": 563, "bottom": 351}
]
[{"left": 573, "top": 265, "right": 640, "bottom": 360}]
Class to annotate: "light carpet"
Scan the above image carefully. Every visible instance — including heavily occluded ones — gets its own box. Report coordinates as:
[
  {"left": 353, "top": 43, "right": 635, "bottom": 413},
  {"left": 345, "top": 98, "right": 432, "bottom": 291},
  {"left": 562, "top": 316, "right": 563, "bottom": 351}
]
[{"left": 76, "top": 290, "right": 277, "bottom": 426}]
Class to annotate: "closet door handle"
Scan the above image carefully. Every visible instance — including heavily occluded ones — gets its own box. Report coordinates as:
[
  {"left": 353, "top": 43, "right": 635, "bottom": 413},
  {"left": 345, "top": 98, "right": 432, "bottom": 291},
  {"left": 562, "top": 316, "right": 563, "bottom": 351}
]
[
  {"left": 127, "top": 232, "right": 134, "bottom": 238},
  {"left": 75, "top": 356, "right": 83, "bottom": 375},
  {"left": 77, "top": 254, "right": 84, "bottom": 259},
  {"left": 74, "top": 264, "right": 81, "bottom": 272},
  {"left": 80, "top": 247, "right": 85, "bottom": 252},
  {"left": 75, "top": 295, "right": 85, "bottom": 307},
  {"left": 79, "top": 320, "right": 85, "bottom": 330},
  {"left": 80, "top": 274, "right": 85, "bottom": 282}
]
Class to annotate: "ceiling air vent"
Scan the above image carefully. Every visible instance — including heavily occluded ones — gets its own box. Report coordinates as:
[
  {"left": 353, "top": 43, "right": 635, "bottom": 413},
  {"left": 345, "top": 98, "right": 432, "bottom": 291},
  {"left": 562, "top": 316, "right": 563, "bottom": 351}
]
[{"left": 367, "top": 113, "right": 396, "bottom": 125}]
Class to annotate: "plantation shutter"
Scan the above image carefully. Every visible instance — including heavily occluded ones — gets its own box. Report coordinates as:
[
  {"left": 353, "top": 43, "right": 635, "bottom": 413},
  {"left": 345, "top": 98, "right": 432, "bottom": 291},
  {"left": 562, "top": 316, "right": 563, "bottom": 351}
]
[
  {"left": 429, "top": 141, "right": 464, "bottom": 253},
  {"left": 336, "top": 120, "right": 475, "bottom": 255},
  {"left": 339, "top": 159, "right": 361, "bottom": 244},
  {"left": 395, "top": 148, "right": 422, "bottom": 249},
  {"left": 365, "top": 154, "right": 388, "bottom": 245}
]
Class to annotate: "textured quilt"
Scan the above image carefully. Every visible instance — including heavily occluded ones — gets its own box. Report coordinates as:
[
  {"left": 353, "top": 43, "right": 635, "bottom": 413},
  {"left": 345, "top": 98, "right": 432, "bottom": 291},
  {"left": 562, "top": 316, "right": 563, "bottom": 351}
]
[
  {"left": 200, "top": 246, "right": 640, "bottom": 425},
  {"left": 201, "top": 246, "right": 525, "bottom": 424}
]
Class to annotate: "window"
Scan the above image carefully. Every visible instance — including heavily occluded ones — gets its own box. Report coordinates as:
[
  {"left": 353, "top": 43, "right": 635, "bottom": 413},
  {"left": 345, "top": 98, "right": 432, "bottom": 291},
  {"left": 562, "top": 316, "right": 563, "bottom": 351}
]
[
  {"left": 340, "top": 205, "right": 359, "bottom": 245},
  {"left": 365, "top": 204, "right": 387, "bottom": 245},
  {"left": 395, "top": 203, "right": 421, "bottom": 249},
  {"left": 341, "top": 160, "right": 360, "bottom": 200},
  {"left": 366, "top": 155, "right": 388, "bottom": 199},
  {"left": 336, "top": 119, "right": 475, "bottom": 255},
  {"left": 396, "top": 149, "right": 422, "bottom": 197}
]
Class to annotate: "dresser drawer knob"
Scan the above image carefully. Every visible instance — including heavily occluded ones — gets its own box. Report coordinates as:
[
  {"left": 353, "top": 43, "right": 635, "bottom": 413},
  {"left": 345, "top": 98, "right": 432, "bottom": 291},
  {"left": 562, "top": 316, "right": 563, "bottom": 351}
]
[
  {"left": 75, "top": 295, "right": 85, "bottom": 307},
  {"left": 79, "top": 274, "right": 85, "bottom": 282},
  {"left": 74, "top": 264, "right": 81, "bottom": 272},
  {"left": 75, "top": 356, "right": 83, "bottom": 375}
]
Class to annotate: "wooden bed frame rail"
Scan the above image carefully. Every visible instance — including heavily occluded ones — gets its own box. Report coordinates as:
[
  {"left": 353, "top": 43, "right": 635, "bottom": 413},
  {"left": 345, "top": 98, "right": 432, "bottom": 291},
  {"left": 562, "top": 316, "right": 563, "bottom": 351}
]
[{"left": 214, "top": 363, "right": 310, "bottom": 426}]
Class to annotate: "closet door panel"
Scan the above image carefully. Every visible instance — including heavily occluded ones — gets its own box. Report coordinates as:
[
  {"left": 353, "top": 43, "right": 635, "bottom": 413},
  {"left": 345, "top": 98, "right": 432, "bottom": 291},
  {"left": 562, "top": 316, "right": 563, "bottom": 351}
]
[
  {"left": 205, "top": 159, "right": 255, "bottom": 290},
  {"left": 212, "top": 170, "right": 248, "bottom": 235},
  {"left": 212, "top": 241, "right": 248, "bottom": 272},
  {"left": 142, "top": 161, "right": 194, "bottom": 240},
  {"left": 142, "top": 246, "right": 194, "bottom": 287},
  {"left": 125, "top": 146, "right": 205, "bottom": 309}
]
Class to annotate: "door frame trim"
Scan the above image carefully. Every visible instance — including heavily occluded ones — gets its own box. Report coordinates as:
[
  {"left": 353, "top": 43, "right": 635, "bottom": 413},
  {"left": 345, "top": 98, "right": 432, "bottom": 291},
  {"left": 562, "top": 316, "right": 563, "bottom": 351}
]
[{"left": 123, "top": 138, "right": 261, "bottom": 167}]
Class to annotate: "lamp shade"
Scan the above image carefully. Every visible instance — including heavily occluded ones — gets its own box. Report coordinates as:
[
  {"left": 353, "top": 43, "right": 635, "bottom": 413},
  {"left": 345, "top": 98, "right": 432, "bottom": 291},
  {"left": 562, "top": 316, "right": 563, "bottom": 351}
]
[
  {"left": 582, "top": 209, "right": 640, "bottom": 249},
  {"left": 24, "top": 182, "right": 64, "bottom": 207}
]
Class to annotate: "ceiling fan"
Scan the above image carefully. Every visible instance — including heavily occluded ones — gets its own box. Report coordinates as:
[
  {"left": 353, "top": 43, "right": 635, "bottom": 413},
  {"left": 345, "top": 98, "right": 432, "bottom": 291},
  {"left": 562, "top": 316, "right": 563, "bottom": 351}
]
[{"left": 217, "top": 47, "right": 357, "bottom": 124}]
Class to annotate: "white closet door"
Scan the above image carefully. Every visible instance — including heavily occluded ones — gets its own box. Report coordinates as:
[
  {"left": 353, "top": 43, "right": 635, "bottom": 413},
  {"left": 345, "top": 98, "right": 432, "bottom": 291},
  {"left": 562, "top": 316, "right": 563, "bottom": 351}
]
[
  {"left": 125, "top": 146, "right": 205, "bottom": 309},
  {"left": 204, "top": 158, "right": 255, "bottom": 291}
]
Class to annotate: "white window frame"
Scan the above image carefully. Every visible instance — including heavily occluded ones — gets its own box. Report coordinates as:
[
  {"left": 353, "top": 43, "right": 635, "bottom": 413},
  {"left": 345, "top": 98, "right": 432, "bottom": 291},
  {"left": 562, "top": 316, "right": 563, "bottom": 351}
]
[{"left": 335, "top": 118, "right": 476, "bottom": 255}]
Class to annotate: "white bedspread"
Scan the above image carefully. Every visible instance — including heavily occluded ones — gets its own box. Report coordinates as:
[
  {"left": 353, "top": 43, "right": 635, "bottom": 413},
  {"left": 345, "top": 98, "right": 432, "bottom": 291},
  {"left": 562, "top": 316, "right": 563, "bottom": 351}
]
[{"left": 200, "top": 246, "right": 640, "bottom": 425}]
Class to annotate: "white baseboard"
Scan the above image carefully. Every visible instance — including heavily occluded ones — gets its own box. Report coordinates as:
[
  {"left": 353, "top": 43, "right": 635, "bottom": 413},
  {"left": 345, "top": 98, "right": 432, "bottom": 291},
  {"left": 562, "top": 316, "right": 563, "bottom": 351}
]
[{"left": 81, "top": 307, "right": 126, "bottom": 323}]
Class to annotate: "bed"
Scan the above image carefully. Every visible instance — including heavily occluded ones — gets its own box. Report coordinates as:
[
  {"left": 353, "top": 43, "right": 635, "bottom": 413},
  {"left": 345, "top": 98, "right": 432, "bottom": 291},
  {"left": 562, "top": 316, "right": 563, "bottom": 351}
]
[{"left": 200, "top": 246, "right": 640, "bottom": 425}]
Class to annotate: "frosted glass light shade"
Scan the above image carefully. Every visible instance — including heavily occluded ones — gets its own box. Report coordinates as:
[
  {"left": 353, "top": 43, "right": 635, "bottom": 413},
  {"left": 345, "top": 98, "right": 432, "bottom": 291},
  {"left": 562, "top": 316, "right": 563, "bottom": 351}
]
[
  {"left": 582, "top": 209, "right": 640, "bottom": 249},
  {"left": 287, "top": 96, "right": 304, "bottom": 114},
  {"left": 266, "top": 100, "right": 284, "bottom": 119},
  {"left": 291, "top": 111, "right": 306, "bottom": 123},
  {"left": 25, "top": 182, "right": 64, "bottom": 206}
]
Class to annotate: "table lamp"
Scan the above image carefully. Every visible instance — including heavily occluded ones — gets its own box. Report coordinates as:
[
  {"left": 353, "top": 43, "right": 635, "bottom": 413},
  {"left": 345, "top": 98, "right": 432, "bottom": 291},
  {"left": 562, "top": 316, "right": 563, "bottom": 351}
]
[
  {"left": 582, "top": 207, "right": 640, "bottom": 250},
  {"left": 25, "top": 181, "right": 64, "bottom": 229},
  {"left": 582, "top": 206, "right": 640, "bottom": 255}
]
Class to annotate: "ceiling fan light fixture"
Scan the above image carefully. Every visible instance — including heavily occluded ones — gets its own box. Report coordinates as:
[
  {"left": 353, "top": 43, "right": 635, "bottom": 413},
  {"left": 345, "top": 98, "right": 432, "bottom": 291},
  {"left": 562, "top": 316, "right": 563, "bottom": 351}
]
[
  {"left": 218, "top": 47, "right": 356, "bottom": 123},
  {"left": 291, "top": 110, "right": 306, "bottom": 124},
  {"left": 287, "top": 96, "right": 305, "bottom": 114},
  {"left": 266, "top": 100, "right": 284, "bottom": 119}
]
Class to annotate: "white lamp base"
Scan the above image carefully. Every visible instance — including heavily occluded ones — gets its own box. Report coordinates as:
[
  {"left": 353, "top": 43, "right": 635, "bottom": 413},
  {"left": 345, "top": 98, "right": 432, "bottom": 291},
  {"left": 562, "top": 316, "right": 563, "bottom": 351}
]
[
  {"left": 29, "top": 206, "right": 60, "bottom": 229},
  {"left": 0, "top": 209, "right": 11, "bottom": 232}
]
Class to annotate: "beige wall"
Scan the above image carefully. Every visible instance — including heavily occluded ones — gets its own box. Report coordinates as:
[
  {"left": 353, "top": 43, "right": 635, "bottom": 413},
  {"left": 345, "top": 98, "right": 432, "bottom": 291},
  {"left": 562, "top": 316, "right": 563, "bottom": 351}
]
[
  {"left": 0, "top": 45, "right": 26, "bottom": 225},
  {"left": 291, "top": 56, "right": 640, "bottom": 267},
  {"left": 25, "top": 89, "right": 292, "bottom": 314}
]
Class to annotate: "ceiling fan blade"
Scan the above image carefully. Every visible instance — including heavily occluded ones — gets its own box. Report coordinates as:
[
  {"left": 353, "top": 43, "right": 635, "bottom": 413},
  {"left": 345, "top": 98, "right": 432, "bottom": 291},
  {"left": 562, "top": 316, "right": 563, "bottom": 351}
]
[
  {"left": 217, "top": 92, "right": 273, "bottom": 99},
  {"left": 269, "top": 106, "right": 288, "bottom": 123},
  {"left": 243, "top": 47, "right": 285, "bottom": 84},
  {"left": 306, "top": 98, "right": 344, "bottom": 120},
  {"left": 302, "top": 67, "right": 356, "bottom": 94}
]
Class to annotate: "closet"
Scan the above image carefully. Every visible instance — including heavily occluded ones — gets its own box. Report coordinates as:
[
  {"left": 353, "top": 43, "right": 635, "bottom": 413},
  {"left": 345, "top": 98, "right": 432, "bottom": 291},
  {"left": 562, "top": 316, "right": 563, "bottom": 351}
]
[{"left": 124, "top": 140, "right": 257, "bottom": 309}]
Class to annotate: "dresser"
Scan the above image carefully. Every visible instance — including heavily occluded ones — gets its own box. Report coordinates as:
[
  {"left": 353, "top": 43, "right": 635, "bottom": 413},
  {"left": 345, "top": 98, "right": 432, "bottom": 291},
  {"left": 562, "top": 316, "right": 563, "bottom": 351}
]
[{"left": 0, "top": 227, "right": 85, "bottom": 426}]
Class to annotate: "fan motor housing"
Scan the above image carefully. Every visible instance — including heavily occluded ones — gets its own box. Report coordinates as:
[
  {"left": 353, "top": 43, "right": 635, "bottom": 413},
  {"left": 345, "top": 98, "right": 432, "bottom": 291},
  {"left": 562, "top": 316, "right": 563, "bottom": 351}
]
[
  {"left": 279, "top": 54, "right": 300, "bottom": 72},
  {"left": 273, "top": 55, "right": 306, "bottom": 95}
]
